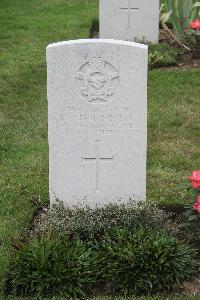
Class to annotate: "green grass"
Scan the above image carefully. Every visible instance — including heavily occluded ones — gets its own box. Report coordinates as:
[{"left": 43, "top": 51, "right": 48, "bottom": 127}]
[
  {"left": 0, "top": 0, "right": 199, "bottom": 296},
  {"left": 4, "top": 296, "right": 200, "bottom": 300},
  {"left": 147, "top": 69, "right": 200, "bottom": 203},
  {"left": 0, "top": 0, "right": 98, "bottom": 292}
]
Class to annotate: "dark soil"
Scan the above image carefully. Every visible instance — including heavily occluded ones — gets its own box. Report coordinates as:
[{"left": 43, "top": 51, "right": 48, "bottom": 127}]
[
  {"left": 159, "top": 29, "right": 200, "bottom": 69},
  {"left": 158, "top": 203, "right": 185, "bottom": 221}
]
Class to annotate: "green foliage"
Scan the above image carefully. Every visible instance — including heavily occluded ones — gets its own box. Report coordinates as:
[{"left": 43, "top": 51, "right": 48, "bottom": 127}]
[
  {"left": 34, "top": 201, "right": 179, "bottom": 242},
  {"left": 160, "top": 0, "right": 200, "bottom": 44},
  {"left": 96, "top": 228, "right": 199, "bottom": 296},
  {"left": 10, "top": 237, "right": 97, "bottom": 298},
  {"left": 148, "top": 43, "right": 180, "bottom": 68},
  {"left": 180, "top": 206, "right": 200, "bottom": 239},
  {"left": 1, "top": 0, "right": 200, "bottom": 293},
  {"left": 185, "top": 29, "right": 200, "bottom": 57},
  {"left": 0, "top": 0, "right": 98, "bottom": 290},
  {"left": 9, "top": 228, "right": 199, "bottom": 297},
  {"left": 4, "top": 297, "right": 200, "bottom": 300},
  {"left": 175, "top": 183, "right": 200, "bottom": 242},
  {"left": 180, "top": 203, "right": 200, "bottom": 243}
]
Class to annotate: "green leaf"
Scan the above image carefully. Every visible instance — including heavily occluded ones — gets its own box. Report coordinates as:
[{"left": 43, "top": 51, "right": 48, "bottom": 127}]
[
  {"left": 188, "top": 215, "right": 199, "bottom": 221},
  {"left": 160, "top": 11, "right": 172, "bottom": 24}
]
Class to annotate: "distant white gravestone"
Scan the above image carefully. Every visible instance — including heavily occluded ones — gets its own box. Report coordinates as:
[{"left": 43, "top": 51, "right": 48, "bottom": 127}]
[
  {"left": 47, "top": 39, "right": 147, "bottom": 208},
  {"left": 100, "top": 0, "right": 160, "bottom": 43}
]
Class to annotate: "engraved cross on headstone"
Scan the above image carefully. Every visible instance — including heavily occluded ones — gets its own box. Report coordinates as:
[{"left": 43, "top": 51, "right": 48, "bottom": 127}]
[
  {"left": 119, "top": 0, "right": 140, "bottom": 29},
  {"left": 82, "top": 139, "right": 113, "bottom": 192}
]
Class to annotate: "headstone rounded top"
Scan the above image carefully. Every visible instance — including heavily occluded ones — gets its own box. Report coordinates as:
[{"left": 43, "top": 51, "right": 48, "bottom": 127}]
[{"left": 46, "top": 39, "right": 148, "bottom": 51}]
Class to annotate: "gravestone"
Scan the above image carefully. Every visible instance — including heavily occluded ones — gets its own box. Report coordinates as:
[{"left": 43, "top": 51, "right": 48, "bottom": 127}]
[
  {"left": 47, "top": 39, "right": 147, "bottom": 208},
  {"left": 100, "top": 0, "right": 159, "bottom": 43}
]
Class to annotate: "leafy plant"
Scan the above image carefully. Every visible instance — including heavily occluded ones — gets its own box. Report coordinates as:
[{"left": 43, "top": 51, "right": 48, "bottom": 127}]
[
  {"left": 178, "top": 170, "right": 200, "bottom": 242},
  {"left": 185, "top": 26, "right": 200, "bottom": 58},
  {"left": 160, "top": 0, "right": 200, "bottom": 47},
  {"left": 148, "top": 43, "right": 180, "bottom": 68},
  {"left": 9, "top": 227, "right": 199, "bottom": 297},
  {"left": 96, "top": 227, "right": 199, "bottom": 296},
  {"left": 33, "top": 201, "right": 179, "bottom": 243},
  {"left": 10, "top": 236, "right": 97, "bottom": 298}
]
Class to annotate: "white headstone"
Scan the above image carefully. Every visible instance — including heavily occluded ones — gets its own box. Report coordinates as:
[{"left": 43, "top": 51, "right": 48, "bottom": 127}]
[
  {"left": 47, "top": 39, "right": 147, "bottom": 208},
  {"left": 100, "top": 0, "right": 159, "bottom": 44}
]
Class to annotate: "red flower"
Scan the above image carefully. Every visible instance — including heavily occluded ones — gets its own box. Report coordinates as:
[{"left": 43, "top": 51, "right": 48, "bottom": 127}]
[
  {"left": 188, "top": 170, "right": 200, "bottom": 189},
  {"left": 193, "top": 196, "right": 200, "bottom": 213},
  {"left": 190, "top": 20, "right": 200, "bottom": 30}
]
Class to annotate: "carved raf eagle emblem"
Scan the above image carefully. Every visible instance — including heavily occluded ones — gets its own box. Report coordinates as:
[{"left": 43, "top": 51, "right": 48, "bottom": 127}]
[{"left": 76, "top": 57, "right": 119, "bottom": 104}]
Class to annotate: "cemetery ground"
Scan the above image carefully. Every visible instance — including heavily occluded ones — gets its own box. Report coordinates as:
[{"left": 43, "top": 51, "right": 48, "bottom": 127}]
[
  {"left": 4, "top": 297, "right": 200, "bottom": 300},
  {"left": 0, "top": 0, "right": 200, "bottom": 299}
]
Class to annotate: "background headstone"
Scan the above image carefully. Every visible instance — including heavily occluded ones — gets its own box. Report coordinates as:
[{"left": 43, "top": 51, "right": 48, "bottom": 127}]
[
  {"left": 100, "top": 0, "right": 160, "bottom": 43},
  {"left": 47, "top": 39, "right": 148, "bottom": 207}
]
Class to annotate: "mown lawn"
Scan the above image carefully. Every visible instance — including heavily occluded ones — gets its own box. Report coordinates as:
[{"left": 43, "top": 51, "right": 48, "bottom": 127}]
[
  {"left": 0, "top": 0, "right": 98, "bottom": 291},
  {"left": 148, "top": 69, "right": 200, "bottom": 203},
  {"left": 0, "top": 0, "right": 199, "bottom": 296},
  {"left": 5, "top": 296, "right": 200, "bottom": 300}
]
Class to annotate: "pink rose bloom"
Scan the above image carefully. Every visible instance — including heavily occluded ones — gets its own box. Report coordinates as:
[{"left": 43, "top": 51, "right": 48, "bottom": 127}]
[
  {"left": 190, "top": 20, "right": 200, "bottom": 29},
  {"left": 188, "top": 170, "right": 200, "bottom": 189},
  {"left": 193, "top": 196, "right": 200, "bottom": 213}
]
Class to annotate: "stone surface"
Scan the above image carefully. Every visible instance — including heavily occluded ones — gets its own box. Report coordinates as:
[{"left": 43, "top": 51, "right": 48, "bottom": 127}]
[
  {"left": 100, "top": 0, "right": 159, "bottom": 43},
  {"left": 47, "top": 39, "right": 148, "bottom": 208}
]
